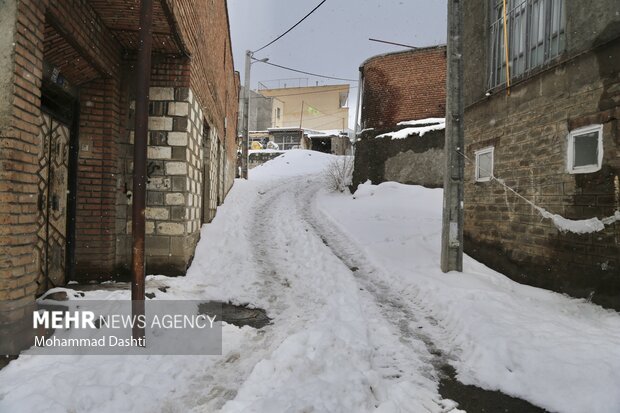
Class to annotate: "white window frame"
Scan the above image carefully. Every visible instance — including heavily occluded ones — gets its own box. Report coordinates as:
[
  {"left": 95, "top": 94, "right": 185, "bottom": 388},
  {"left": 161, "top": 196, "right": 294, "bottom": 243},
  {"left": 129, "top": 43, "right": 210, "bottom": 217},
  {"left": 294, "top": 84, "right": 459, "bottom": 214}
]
[
  {"left": 567, "top": 124, "right": 603, "bottom": 174},
  {"left": 475, "top": 147, "right": 495, "bottom": 182}
]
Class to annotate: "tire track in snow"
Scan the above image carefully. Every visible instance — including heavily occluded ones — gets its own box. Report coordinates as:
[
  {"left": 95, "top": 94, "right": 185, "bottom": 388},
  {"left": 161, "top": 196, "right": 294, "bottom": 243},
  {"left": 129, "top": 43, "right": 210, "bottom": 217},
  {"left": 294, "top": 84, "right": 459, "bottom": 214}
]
[
  {"left": 291, "top": 176, "right": 461, "bottom": 412},
  {"left": 177, "top": 180, "right": 303, "bottom": 412}
]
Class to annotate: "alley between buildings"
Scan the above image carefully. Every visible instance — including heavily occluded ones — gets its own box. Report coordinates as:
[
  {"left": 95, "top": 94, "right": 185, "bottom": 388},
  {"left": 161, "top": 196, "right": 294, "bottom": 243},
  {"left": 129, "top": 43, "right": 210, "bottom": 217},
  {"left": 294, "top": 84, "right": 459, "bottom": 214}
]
[{"left": 1, "top": 151, "right": 619, "bottom": 413}]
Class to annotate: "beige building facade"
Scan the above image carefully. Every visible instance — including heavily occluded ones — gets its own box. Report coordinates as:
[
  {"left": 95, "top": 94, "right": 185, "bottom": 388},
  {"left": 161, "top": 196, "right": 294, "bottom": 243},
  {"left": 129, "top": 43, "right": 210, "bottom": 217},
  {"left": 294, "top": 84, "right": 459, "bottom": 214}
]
[{"left": 259, "top": 84, "right": 349, "bottom": 131}]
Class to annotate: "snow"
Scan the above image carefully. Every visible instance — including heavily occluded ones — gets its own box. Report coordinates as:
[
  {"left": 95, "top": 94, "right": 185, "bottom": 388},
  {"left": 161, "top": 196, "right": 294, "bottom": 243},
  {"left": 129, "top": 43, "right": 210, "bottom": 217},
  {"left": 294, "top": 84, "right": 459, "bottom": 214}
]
[
  {"left": 1, "top": 150, "right": 619, "bottom": 413},
  {"left": 536, "top": 206, "right": 620, "bottom": 234},
  {"left": 317, "top": 180, "right": 620, "bottom": 413},
  {"left": 249, "top": 149, "right": 284, "bottom": 155},
  {"left": 397, "top": 117, "right": 445, "bottom": 126},
  {"left": 375, "top": 119, "right": 446, "bottom": 140}
]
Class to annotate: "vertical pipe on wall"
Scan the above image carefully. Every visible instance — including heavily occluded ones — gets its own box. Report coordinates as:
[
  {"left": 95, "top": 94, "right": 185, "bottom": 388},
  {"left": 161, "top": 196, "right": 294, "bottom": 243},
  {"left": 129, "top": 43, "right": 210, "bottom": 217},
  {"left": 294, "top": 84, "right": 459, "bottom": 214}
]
[{"left": 131, "top": 0, "right": 154, "bottom": 343}]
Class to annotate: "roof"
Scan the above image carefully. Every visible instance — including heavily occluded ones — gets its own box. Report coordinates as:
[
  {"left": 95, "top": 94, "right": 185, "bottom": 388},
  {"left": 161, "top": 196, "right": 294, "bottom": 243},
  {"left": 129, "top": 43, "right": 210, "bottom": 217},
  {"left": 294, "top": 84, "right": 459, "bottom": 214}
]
[
  {"left": 88, "top": 0, "right": 188, "bottom": 55},
  {"left": 359, "top": 44, "right": 447, "bottom": 70}
]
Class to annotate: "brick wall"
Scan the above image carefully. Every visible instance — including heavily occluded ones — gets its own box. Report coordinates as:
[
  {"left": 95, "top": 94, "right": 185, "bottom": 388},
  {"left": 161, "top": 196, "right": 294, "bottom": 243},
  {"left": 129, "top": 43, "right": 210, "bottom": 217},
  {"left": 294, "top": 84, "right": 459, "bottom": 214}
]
[
  {"left": 75, "top": 77, "right": 122, "bottom": 279},
  {"left": 1, "top": 0, "right": 239, "bottom": 352},
  {"left": 360, "top": 46, "right": 447, "bottom": 129},
  {"left": 0, "top": 0, "right": 43, "bottom": 338},
  {"left": 463, "top": 40, "right": 620, "bottom": 309},
  {"left": 174, "top": 0, "right": 239, "bottom": 198}
]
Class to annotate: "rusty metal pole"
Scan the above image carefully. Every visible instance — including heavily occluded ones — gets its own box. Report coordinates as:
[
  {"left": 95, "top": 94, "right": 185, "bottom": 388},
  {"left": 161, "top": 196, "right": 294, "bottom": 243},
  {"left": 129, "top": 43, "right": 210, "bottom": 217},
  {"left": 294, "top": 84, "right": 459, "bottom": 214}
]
[{"left": 131, "top": 0, "right": 154, "bottom": 343}]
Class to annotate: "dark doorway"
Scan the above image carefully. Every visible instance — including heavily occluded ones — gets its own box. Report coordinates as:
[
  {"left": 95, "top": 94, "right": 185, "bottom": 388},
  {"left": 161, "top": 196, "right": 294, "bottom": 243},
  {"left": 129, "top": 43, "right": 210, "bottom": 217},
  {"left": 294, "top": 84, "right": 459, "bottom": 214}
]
[
  {"left": 311, "top": 137, "right": 332, "bottom": 153},
  {"left": 36, "top": 78, "right": 79, "bottom": 294}
]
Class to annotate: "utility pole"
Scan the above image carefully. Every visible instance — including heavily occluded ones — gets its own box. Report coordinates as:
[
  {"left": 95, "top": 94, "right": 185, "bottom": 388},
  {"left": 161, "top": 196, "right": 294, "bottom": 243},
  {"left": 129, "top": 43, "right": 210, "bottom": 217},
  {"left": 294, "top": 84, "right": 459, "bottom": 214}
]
[
  {"left": 241, "top": 50, "right": 252, "bottom": 179},
  {"left": 240, "top": 52, "right": 269, "bottom": 178},
  {"left": 440, "top": 0, "right": 464, "bottom": 272},
  {"left": 131, "top": 0, "right": 153, "bottom": 342}
]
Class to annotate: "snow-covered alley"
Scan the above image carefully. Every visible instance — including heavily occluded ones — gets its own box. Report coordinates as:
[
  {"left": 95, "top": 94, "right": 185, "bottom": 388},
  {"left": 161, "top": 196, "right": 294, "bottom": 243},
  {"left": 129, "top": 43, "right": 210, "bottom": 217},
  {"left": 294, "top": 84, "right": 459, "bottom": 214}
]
[{"left": 1, "top": 151, "right": 620, "bottom": 413}]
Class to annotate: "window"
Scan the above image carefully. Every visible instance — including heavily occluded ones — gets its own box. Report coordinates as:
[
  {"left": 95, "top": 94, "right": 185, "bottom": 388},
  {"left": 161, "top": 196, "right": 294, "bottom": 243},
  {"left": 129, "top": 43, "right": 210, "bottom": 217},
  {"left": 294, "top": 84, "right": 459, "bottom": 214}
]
[
  {"left": 475, "top": 147, "right": 494, "bottom": 182},
  {"left": 276, "top": 107, "right": 281, "bottom": 120},
  {"left": 567, "top": 125, "right": 603, "bottom": 174},
  {"left": 273, "top": 133, "right": 301, "bottom": 151},
  {"left": 339, "top": 92, "right": 348, "bottom": 108},
  {"left": 489, "top": 0, "right": 565, "bottom": 89}
]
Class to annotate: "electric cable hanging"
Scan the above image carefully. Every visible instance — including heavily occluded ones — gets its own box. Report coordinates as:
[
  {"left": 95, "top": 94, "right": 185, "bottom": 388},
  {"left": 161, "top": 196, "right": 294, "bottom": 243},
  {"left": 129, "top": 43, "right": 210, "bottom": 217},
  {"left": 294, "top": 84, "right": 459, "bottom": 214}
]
[
  {"left": 456, "top": 149, "right": 619, "bottom": 233},
  {"left": 253, "top": 58, "right": 358, "bottom": 82},
  {"left": 253, "top": 0, "right": 328, "bottom": 54}
]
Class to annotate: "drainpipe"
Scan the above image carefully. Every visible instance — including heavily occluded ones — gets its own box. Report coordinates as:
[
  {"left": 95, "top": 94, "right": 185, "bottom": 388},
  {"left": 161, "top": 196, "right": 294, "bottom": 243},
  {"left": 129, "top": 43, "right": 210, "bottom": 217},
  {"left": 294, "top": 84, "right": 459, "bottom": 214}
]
[{"left": 131, "top": 0, "right": 154, "bottom": 343}]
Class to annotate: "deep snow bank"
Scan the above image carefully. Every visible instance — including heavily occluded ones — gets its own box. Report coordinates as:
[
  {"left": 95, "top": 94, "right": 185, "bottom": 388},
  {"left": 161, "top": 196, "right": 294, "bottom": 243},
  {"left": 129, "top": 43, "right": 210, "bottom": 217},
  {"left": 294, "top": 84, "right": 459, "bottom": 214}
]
[{"left": 318, "top": 181, "right": 620, "bottom": 413}]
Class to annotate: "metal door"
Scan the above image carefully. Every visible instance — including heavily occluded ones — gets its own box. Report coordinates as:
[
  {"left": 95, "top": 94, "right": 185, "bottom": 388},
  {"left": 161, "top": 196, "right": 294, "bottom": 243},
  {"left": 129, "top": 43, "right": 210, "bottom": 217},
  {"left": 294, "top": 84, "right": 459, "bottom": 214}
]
[{"left": 36, "top": 112, "right": 70, "bottom": 293}]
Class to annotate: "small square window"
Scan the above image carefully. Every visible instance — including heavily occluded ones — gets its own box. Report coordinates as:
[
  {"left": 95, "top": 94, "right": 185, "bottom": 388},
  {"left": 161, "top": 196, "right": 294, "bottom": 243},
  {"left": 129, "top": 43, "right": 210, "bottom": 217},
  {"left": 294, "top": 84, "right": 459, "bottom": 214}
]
[
  {"left": 475, "top": 147, "right": 494, "bottom": 182},
  {"left": 567, "top": 125, "right": 603, "bottom": 174},
  {"left": 339, "top": 92, "right": 348, "bottom": 108}
]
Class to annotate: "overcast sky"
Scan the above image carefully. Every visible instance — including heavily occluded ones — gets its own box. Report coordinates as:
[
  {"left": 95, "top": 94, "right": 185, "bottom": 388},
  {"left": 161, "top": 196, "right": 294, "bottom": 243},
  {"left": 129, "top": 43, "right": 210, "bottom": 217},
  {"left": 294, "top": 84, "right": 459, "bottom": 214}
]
[{"left": 228, "top": 0, "right": 447, "bottom": 127}]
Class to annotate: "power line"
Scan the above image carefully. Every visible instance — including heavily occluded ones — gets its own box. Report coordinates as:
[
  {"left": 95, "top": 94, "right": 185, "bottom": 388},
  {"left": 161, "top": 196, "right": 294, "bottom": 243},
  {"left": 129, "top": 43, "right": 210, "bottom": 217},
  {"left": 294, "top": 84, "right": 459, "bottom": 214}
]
[
  {"left": 368, "top": 38, "right": 418, "bottom": 49},
  {"left": 254, "top": 58, "right": 359, "bottom": 82},
  {"left": 253, "top": 0, "right": 328, "bottom": 54}
]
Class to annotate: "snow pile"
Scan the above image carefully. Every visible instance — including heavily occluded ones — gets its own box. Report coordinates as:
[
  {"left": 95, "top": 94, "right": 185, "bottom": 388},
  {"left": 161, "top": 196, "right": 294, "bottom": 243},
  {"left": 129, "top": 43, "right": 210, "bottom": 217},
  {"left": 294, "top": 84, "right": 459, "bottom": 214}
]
[
  {"left": 318, "top": 181, "right": 620, "bottom": 413},
  {"left": 375, "top": 118, "right": 445, "bottom": 140},
  {"left": 2, "top": 150, "right": 618, "bottom": 413},
  {"left": 249, "top": 149, "right": 336, "bottom": 181}
]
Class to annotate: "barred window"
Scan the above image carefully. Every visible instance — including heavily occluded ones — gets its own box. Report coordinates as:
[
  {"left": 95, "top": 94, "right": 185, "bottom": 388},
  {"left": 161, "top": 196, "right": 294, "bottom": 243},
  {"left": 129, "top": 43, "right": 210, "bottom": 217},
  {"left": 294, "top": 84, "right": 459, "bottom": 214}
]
[{"left": 489, "top": 0, "right": 565, "bottom": 89}]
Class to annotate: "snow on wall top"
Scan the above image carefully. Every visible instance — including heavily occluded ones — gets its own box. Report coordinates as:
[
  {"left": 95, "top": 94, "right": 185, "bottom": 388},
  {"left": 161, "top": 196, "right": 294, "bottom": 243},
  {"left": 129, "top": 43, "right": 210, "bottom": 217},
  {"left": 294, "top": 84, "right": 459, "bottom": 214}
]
[
  {"left": 375, "top": 118, "right": 446, "bottom": 140},
  {"left": 397, "top": 117, "right": 445, "bottom": 126}
]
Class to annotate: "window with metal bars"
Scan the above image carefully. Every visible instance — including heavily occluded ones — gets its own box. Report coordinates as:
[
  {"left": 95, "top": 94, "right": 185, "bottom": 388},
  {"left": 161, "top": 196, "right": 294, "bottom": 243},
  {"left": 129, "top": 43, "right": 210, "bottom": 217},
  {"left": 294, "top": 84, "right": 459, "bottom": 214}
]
[{"left": 488, "top": 0, "right": 566, "bottom": 89}]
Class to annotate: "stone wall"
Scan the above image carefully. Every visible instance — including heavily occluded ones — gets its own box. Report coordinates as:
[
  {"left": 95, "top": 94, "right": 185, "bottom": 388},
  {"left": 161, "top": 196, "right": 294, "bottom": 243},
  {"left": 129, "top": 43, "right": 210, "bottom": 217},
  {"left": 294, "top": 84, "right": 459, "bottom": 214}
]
[
  {"left": 352, "top": 126, "right": 445, "bottom": 189},
  {"left": 248, "top": 151, "right": 284, "bottom": 169},
  {"left": 119, "top": 87, "right": 205, "bottom": 276},
  {"left": 463, "top": 1, "right": 620, "bottom": 309}
]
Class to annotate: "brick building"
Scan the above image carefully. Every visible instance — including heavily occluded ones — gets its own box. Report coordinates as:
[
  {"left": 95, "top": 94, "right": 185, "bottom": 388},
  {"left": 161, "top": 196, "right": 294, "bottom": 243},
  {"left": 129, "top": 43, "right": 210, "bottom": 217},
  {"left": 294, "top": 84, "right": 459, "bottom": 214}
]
[
  {"left": 0, "top": 0, "right": 239, "bottom": 351},
  {"left": 463, "top": 0, "right": 620, "bottom": 309},
  {"left": 358, "top": 46, "right": 446, "bottom": 131},
  {"left": 353, "top": 46, "right": 447, "bottom": 188}
]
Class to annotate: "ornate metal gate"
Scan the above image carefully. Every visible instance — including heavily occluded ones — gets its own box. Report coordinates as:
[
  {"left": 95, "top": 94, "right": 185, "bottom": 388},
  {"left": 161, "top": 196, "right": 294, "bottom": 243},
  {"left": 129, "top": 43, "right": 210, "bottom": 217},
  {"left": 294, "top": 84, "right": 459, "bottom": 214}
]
[{"left": 35, "top": 112, "right": 70, "bottom": 293}]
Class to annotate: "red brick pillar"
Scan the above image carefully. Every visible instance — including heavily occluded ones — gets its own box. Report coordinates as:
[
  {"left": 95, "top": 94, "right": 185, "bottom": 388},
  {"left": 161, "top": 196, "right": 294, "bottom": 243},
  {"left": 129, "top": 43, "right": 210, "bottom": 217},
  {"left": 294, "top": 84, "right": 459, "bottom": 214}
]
[
  {"left": 74, "top": 78, "right": 121, "bottom": 280},
  {"left": 0, "top": 0, "right": 46, "bottom": 353}
]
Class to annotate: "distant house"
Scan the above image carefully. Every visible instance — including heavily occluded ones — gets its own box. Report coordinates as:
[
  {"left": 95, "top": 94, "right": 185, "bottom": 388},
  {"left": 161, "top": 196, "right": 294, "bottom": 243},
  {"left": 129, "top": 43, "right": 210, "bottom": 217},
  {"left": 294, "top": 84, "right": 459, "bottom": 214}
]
[
  {"left": 243, "top": 83, "right": 352, "bottom": 161},
  {"left": 238, "top": 87, "right": 284, "bottom": 131},
  {"left": 352, "top": 46, "right": 447, "bottom": 188},
  {"left": 247, "top": 127, "right": 352, "bottom": 169},
  {"left": 259, "top": 84, "right": 350, "bottom": 131},
  {"left": 463, "top": 0, "right": 620, "bottom": 309}
]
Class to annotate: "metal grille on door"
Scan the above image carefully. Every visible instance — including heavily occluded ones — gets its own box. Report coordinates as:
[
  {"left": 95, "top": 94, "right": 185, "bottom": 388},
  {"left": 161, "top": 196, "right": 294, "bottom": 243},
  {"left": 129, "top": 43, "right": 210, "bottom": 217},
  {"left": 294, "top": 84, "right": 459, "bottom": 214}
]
[{"left": 35, "top": 113, "right": 70, "bottom": 294}]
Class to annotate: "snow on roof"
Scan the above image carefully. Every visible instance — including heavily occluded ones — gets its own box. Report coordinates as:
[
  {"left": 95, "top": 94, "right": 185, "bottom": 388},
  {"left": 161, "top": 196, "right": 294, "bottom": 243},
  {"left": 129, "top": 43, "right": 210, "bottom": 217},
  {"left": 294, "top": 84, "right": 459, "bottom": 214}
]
[
  {"left": 306, "top": 129, "right": 349, "bottom": 138},
  {"left": 375, "top": 118, "right": 446, "bottom": 140}
]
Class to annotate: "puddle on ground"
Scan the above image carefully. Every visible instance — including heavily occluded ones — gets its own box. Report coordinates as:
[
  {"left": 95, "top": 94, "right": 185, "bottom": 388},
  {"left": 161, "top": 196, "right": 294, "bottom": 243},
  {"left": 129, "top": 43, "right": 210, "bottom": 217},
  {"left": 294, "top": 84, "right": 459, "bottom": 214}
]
[
  {"left": 199, "top": 302, "right": 271, "bottom": 329},
  {"left": 438, "top": 364, "right": 549, "bottom": 412}
]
